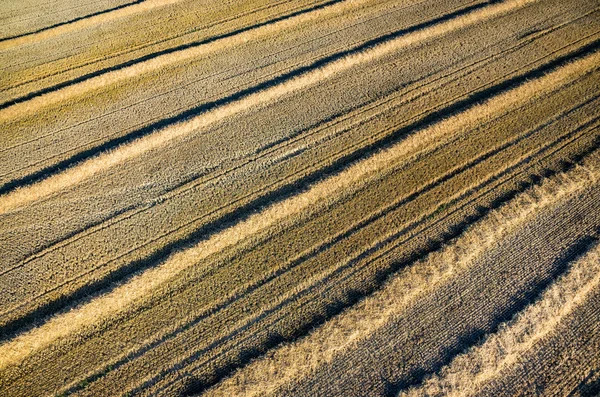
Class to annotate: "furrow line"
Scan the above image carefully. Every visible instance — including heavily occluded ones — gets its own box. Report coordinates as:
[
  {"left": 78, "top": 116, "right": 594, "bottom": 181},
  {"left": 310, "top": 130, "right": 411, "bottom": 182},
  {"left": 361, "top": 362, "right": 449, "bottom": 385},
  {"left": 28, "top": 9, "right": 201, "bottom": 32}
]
[
  {"left": 1, "top": 38, "right": 596, "bottom": 338},
  {"left": 0, "top": 0, "right": 556, "bottom": 212},
  {"left": 0, "top": 0, "right": 147, "bottom": 43},
  {"left": 402, "top": 242, "right": 600, "bottom": 397}
]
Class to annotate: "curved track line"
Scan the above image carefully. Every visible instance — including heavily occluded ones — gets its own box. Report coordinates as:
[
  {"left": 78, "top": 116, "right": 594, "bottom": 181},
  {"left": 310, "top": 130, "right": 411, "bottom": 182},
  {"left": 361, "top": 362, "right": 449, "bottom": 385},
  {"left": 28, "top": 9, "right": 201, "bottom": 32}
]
[{"left": 0, "top": 0, "right": 538, "bottom": 215}]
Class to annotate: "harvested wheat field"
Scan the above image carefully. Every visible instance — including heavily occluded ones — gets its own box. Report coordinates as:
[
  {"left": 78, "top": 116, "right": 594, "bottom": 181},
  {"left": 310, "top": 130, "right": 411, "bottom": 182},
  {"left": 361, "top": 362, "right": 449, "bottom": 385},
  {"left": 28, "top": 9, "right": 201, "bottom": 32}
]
[{"left": 1, "top": 0, "right": 600, "bottom": 395}]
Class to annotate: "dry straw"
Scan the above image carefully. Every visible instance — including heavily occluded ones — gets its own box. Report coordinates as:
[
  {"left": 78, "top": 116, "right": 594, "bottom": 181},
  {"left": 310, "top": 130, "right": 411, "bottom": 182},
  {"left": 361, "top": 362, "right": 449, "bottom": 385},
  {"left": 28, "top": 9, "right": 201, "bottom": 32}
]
[
  {"left": 0, "top": 41, "right": 594, "bottom": 371},
  {"left": 204, "top": 162, "right": 600, "bottom": 397},
  {"left": 0, "top": 0, "right": 183, "bottom": 50},
  {"left": 402, "top": 242, "right": 600, "bottom": 397},
  {"left": 0, "top": 0, "right": 543, "bottom": 215},
  {"left": 0, "top": 0, "right": 373, "bottom": 119}
]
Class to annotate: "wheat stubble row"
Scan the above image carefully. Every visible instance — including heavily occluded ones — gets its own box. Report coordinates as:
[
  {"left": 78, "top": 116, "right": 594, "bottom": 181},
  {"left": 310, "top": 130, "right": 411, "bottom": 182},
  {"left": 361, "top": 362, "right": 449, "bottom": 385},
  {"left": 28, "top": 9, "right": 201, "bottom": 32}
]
[
  {"left": 2, "top": 0, "right": 578, "bottom": 264},
  {"left": 0, "top": 0, "right": 484, "bottom": 183},
  {"left": 0, "top": 0, "right": 538, "bottom": 192},
  {"left": 0, "top": 0, "right": 350, "bottom": 101},
  {"left": 0, "top": 0, "right": 140, "bottom": 40},
  {"left": 261, "top": 152, "right": 600, "bottom": 397},
  {"left": 403, "top": 242, "right": 600, "bottom": 396},
  {"left": 2, "top": 1, "right": 600, "bottom": 396},
  {"left": 1, "top": 53, "right": 598, "bottom": 396},
  {"left": 2, "top": 23, "right": 596, "bottom": 348},
  {"left": 1, "top": 1, "right": 596, "bottom": 332},
  {"left": 205, "top": 159, "right": 600, "bottom": 397},
  {"left": 105, "top": 122, "right": 600, "bottom": 397},
  {"left": 0, "top": 47, "right": 596, "bottom": 356}
]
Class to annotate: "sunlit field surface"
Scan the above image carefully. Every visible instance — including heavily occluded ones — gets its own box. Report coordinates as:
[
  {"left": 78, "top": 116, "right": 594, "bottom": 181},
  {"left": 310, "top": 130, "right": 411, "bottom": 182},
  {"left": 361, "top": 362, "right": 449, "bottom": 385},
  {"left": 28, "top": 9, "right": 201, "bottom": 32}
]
[{"left": 1, "top": 0, "right": 599, "bottom": 395}]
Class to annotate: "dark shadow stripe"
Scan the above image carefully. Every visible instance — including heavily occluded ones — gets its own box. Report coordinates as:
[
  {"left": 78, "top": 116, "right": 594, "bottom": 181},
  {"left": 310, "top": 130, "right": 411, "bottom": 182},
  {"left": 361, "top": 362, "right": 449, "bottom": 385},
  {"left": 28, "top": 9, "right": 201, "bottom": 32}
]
[
  {"left": 177, "top": 155, "right": 600, "bottom": 397},
  {"left": 1, "top": 33, "right": 598, "bottom": 341},
  {"left": 35, "top": 105, "right": 600, "bottom": 396},
  {"left": 0, "top": 0, "right": 146, "bottom": 42},
  {"left": 573, "top": 371, "right": 600, "bottom": 397},
  {"left": 0, "top": 20, "right": 571, "bottom": 269},
  {"left": 0, "top": 0, "right": 490, "bottom": 195},
  {"left": 386, "top": 232, "right": 600, "bottom": 395},
  {"left": 0, "top": 0, "right": 344, "bottom": 106}
]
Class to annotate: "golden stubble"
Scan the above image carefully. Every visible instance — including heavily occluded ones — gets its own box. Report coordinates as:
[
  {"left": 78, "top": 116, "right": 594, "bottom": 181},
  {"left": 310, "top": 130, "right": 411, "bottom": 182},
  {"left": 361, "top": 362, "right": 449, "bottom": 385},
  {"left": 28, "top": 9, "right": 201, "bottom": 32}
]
[
  {"left": 0, "top": 0, "right": 544, "bottom": 215},
  {"left": 204, "top": 163, "right": 600, "bottom": 397},
  {"left": 0, "top": 0, "right": 374, "bottom": 119},
  {"left": 0, "top": 38, "right": 593, "bottom": 372},
  {"left": 402, "top": 242, "right": 600, "bottom": 397},
  {"left": 0, "top": 0, "right": 184, "bottom": 50}
]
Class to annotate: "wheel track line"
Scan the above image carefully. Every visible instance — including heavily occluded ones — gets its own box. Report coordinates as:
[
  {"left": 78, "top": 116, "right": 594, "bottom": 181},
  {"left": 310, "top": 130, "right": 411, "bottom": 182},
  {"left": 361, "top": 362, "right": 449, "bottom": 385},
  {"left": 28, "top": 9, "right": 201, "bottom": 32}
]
[
  {"left": 205, "top": 156, "right": 600, "bottom": 397},
  {"left": 402, "top": 242, "right": 600, "bottom": 397},
  {"left": 14, "top": 92, "right": 600, "bottom": 397},
  {"left": 60, "top": 128, "right": 544, "bottom": 396},
  {"left": 0, "top": 0, "right": 190, "bottom": 50},
  {"left": 0, "top": 0, "right": 373, "bottom": 114},
  {"left": 0, "top": 0, "right": 147, "bottom": 44},
  {"left": 5, "top": 19, "right": 579, "bottom": 272},
  {"left": 0, "top": 0, "right": 446, "bottom": 194},
  {"left": 6, "top": 16, "right": 594, "bottom": 205},
  {"left": 4, "top": 9, "right": 571, "bottom": 202},
  {"left": 0, "top": 0, "right": 482, "bottom": 165},
  {"left": 0, "top": 49, "right": 592, "bottom": 370},
  {"left": 317, "top": 127, "right": 600, "bottom": 310},
  {"left": 59, "top": 107, "right": 599, "bottom": 397},
  {"left": 145, "top": 90, "right": 600, "bottom": 343},
  {"left": 0, "top": 0, "right": 427, "bottom": 156},
  {"left": 165, "top": 110, "right": 598, "bottom": 394},
  {"left": 0, "top": 0, "right": 330, "bottom": 85},
  {"left": 166, "top": 81, "right": 600, "bottom": 383},
  {"left": 166, "top": 117, "right": 600, "bottom": 395},
  {"left": 0, "top": 0, "right": 543, "bottom": 215}
]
